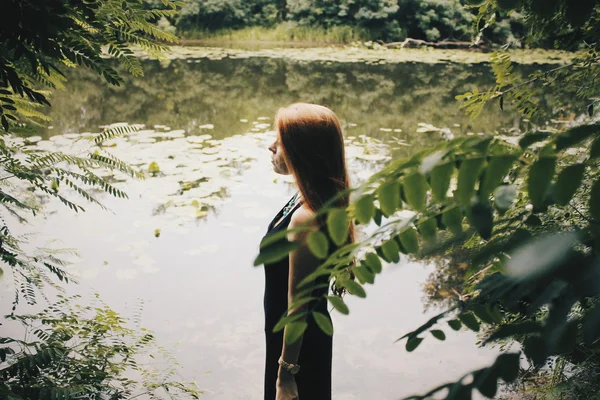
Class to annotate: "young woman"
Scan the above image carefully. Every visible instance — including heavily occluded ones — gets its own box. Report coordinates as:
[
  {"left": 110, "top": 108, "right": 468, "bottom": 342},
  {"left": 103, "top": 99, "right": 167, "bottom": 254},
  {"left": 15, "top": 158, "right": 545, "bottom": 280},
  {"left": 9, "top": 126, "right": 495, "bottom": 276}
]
[{"left": 262, "top": 103, "right": 354, "bottom": 400}]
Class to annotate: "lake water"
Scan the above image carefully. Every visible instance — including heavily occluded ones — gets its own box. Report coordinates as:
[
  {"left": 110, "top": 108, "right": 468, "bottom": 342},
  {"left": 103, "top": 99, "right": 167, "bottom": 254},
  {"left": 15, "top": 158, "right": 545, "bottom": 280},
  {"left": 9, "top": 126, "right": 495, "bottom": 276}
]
[{"left": 1, "top": 47, "right": 564, "bottom": 399}]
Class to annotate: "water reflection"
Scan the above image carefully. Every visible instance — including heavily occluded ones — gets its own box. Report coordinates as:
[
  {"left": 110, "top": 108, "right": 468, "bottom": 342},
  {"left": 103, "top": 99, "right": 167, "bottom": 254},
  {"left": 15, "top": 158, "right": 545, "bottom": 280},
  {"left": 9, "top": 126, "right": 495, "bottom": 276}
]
[{"left": 41, "top": 55, "right": 561, "bottom": 155}]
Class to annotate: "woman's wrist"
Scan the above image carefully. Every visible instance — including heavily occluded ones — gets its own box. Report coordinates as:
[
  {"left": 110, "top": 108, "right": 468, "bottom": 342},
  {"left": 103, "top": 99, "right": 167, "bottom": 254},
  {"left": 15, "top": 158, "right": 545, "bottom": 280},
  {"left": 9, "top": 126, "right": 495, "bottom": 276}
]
[{"left": 277, "top": 365, "right": 295, "bottom": 381}]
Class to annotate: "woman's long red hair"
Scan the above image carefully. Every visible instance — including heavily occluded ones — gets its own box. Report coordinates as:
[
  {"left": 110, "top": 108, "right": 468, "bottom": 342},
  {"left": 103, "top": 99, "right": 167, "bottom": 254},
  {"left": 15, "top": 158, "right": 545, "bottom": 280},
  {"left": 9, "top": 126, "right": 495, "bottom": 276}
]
[{"left": 275, "top": 103, "right": 355, "bottom": 245}]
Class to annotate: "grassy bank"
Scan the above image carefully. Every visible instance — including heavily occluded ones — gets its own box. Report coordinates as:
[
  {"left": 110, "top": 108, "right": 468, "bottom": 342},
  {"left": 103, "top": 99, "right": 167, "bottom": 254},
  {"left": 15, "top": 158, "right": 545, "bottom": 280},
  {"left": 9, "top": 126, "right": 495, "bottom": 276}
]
[{"left": 178, "top": 24, "right": 371, "bottom": 45}]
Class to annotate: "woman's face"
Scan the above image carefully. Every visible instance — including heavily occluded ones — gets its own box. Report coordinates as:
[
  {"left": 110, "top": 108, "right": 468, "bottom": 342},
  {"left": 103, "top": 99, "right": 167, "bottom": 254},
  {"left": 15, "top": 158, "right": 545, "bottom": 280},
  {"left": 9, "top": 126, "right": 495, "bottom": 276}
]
[{"left": 268, "top": 133, "right": 291, "bottom": 175}]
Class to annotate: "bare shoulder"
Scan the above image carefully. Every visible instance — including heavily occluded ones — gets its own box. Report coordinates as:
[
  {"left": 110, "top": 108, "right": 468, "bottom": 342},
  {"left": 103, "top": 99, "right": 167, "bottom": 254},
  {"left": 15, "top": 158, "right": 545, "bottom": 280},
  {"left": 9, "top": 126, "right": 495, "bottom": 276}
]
[
  {"left": 288, "top": 204, "right": 318, "bottom": 242},
  {"left": 289, "top": 204, "right": 317, "bottom": 228}
]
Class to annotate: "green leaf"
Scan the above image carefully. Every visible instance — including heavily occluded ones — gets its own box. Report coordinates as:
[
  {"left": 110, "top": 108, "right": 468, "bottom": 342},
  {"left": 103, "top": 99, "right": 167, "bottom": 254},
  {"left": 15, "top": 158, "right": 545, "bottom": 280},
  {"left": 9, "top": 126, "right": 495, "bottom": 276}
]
[
  {"left": 442, "top": 207, "right": 463, "bottom": 235},
  {"left": 555, "top": 123, "right": 600, "bottom": 151},
  {"left": 254, "top": 240, "right": 301, "bottom": 266},
  {"left": 417, "top": 217, "right": 437, "bottom": 243},
  {"left": 373, "top": 208, "right": 383, "bottom": 226},
  {"left": 313, "top": 312, "right": 333, "bottom": 336},
  {"left": 377, "top": 180, "right": 401, "bottom": 217},
  {"left": 446, "top": 382, "right": 472, "bottom": 400},
  {"left": 327, "top": 296, "right": 349, "bottom": 315},
  {"left": 528, "top": 157, "right": 556, "bottom": 210},
  {"left": 284, "top": 321, "right": 308, "bottom": 344},
  {"left": 486, "top": 322, "right": 542, "bottom": 343},
  {"left": 398, "top": 228, "right": 419, "bottom": 254},
  {"left": 583, "top": 304, "right": 600, "bottom": 346},
  {"left": 376, "top": 245, "right": 391, "bottom": 263},
  {"left": 363, "top": 253, "right": 382, "bottom": 274},
  {"left": 590, "top": 180, "right": 600, "bottom": 221},
  {"left": 403, "top": 173, "right": 428, "bottom": 211},
  {"left": 459, "top": 312, "right": 480, "bottom": 332},
  {"left": 590, "top": 135, "right": 600, "bottom": 159},
  {"left": 523, "top": 336, "right": 547, "bottom": 367},
  {"left": 405, "top": 336, "right": 423, "bottom": 352},
  {"left": 448, "top": 319, "right": 462, "bottom": 331},
  {"left": 480, "top": 156, "right": 516, "bottom": 199},
  {"left": 519, "top": 131, "right": 551, "bottom": 148},
  {"left": 344, "top": 280, "right": 366, "bottom": 298},
  {"left": 430, "top": 162, "right": 454, "bottom": 202},
  {"left": 327, "top": 208, "right": 349, "bottom": 246},
  {"left": 553, "top": 164, "right": 585, "bottom": 206},
  {"left": 470, "top": 304, "right": 497, "bottom": 324},
  {"left": 273, "top": 311, "right": 308, "bottom": 333},
  {"left": 353, "top": 265, "right": 374, "bottom": 284},
  {"left": 556, "top": 320, "right": 578, "bottom": 354},
  {"left": 494, "top": 353, "right": 521, "bottom": 383},
  {"left": 457, "top": 158, "right": 485, "bottom": 205},
  {"left": 467, "top": 201, "right": 494, "bottom": 240},
  {"left": 307, "top": 231, "right": 329, "bottom": 259},
  {"left": 494, "top": 184, "right": 517, "bottom": 212},
  {"left": 474, "top": 368, "right": 498, "bottom": 398},
  {"left": 354, "top": 194, "right": 375, "bottom": 224},
  {"left": 430, "top": 329, "right": 446, "bottom": 340},
  {"left": 381, "top": 238, "right": 400, "bottom": 264}
]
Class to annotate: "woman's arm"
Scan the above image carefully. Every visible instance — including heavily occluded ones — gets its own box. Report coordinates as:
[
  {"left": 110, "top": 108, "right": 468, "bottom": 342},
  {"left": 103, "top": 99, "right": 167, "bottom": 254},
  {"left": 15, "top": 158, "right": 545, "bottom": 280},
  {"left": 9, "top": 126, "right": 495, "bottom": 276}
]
[{"left": 277, "top": 208, "right": 320, "bottom": 385}]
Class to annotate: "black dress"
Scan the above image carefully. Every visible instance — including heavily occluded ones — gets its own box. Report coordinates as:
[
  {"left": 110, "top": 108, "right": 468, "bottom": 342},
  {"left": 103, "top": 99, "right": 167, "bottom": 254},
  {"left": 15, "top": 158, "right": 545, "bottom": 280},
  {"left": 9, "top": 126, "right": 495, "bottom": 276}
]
[{"left": 262, "top": 196, "right": 333, "bottom": 400}]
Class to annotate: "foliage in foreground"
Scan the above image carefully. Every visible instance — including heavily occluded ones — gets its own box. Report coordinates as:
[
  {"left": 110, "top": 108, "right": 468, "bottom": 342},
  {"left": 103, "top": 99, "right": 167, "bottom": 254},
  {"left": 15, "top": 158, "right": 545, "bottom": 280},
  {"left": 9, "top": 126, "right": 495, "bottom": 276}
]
[
  {"left": 0, "top": 1, "right": 202, "bottom": 398},
  {"left": 256, "top": 0, "right": 600, "bottom": 398},
  {"left": 1, "top": 294, "right": 202, "bottom": 400}
]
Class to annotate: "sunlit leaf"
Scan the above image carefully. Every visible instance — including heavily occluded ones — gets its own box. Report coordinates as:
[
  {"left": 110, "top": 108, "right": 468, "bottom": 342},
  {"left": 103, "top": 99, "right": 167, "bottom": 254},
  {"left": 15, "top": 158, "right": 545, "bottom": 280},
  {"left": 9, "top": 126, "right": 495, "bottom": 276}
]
[
  {"left": 377, "top": 180, "right": 401, "bottom": 217},
  {"left": 307, "top": 230, "right": 329, "bottom": 259},
  {"left": 284, "top": 321, "right": 307, "bottom": 344},
  {"left": 398, "top": 228, "right": 419, "bottom": 254},
  {"left": 381, "top": 238, "right": 400, "bottom": 263},
  {"left": 354, "top": 194, "right": 375, "bottom": 225},
  {"left": 480, "top": 156, "right": 516, "bottom": 199},
  {"left": 327, "top": 208, "right": 349, "bottom": 246},
  {"left": 343, "top": 280, "right": 366, "bottom": 298},
  {"left": 430, "top": 162, "right": 454, "bottom": 202},
  {"left": 353, "top": 264, "right": 374, "bottom": 284},
  {"left": 327, "top": 295, "right": 349, "bottom": 315},
  {"left": 363, "top": 252, "right": 382, "bottom": 274},
  {"left": 442, "top": 206, "right": 463, "bottom": 235},
  {"left": 254, "top": 240, "right": 301, "bottom": 266},
  {"left": 313, "top": 312, "right": 333, "bottom": 336},
  {"left": 417, "top": 217, "right": 437, "bottom": 243},
  {"left": 457, "top": 158, "right": 485, "bottom": 205},
  {"left": 403, "top": 173, "right": 428, "bottom": 211}
]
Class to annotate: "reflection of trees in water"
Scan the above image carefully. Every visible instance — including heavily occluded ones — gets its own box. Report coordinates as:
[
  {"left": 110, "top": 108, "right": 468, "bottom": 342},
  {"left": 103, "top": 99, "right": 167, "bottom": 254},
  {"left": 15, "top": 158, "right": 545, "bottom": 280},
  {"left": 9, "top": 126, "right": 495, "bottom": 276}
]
[{"left": 42, "top": 57, "right": 565, "bottom": 151}]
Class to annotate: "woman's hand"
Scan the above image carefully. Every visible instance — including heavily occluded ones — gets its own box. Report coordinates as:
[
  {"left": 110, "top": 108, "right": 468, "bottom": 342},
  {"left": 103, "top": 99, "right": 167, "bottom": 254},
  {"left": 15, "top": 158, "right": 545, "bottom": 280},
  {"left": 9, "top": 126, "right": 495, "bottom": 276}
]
[{"left": 276, "top": 368, "right": 299, "bottom": 400}]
